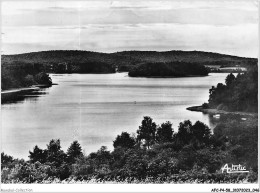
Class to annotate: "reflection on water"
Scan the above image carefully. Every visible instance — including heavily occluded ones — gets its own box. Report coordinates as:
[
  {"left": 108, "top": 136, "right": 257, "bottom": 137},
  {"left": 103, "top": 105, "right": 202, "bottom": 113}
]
[
  {"left": 2, "top": 89, "right": 48, "bottom": 104},
  {"left": 204, "top": 113, "right": 219, "bottom": 131},
  {"left": 2, "top": 72, "right": 229, "bottom": 159}
]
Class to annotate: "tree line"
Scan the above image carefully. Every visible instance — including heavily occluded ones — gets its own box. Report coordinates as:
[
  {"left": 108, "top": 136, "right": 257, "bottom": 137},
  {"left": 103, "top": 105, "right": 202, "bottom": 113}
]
[
  {"left": 2, "top": 61, "right": 52, "bottom": 90},
  {"left": 1, "top": 115, "right": 257, "bottom": 183}
]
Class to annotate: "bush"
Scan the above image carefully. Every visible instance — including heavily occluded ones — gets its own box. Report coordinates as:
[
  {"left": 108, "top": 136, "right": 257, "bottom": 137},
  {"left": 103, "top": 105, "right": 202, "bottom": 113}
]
[
  {"left": 35, "top": 72, "right": 52, "bottom": 85},
  {"left": 24, "top": 75, "right": 36, "bottom": 86},
  {"left": 113, "top": 132, "right": 135, "bottom": 149},
  {"left": 202, "top": 103, "right": 209, "bottom": 109},
  {"left": 72, "top": 157, "right": 95, "bottom": 177}
]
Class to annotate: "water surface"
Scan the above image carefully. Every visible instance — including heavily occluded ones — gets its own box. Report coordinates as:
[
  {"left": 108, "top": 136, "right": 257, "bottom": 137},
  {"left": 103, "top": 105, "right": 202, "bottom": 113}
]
[{"left": 2, "top": 72, "right": 229, "bottom": 159}]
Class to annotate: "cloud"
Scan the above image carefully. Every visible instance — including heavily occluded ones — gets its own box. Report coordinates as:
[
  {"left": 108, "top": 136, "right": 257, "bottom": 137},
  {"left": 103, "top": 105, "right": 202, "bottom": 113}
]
[
  {"left": 2, "top": 0, "right": 258, "bottom": 27},
  {"left": 1, "top": 0, "right": 258, "bottom": 57},
  {"left": 110, "top": 6, "right": 148, "bottom": 10},
  {"left": 3, "top": 22, "right": 257, "bottom": 57}
]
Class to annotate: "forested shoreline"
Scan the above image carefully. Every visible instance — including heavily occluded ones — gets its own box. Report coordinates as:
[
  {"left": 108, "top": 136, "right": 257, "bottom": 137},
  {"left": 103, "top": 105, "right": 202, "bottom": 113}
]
[
  {"left": 199, "top": 65, "right": 258, "bottom": 113},
  {"left": 1, "top": 61, "right": 53, "bottom": 91}
]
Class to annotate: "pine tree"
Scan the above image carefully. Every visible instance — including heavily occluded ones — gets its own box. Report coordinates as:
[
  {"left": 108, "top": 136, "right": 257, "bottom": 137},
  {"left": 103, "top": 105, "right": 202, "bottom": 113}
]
[
  {"left": 137, "top": 116, "right": 157, "bottom": 149},
  {"left": 29, "top": 145, "right": 47, "bottom": 163},
  {"left": 46, "top": 139, "right": 66, "bottom": 166},
  {"left": 67, "top": 141, "right": 83, "bottom": 163}
]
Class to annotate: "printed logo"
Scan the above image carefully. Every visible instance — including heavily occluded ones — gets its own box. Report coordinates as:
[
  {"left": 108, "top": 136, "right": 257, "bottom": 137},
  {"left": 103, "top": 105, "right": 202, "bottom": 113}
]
[{"left": 221, "top": 164, "right": 249, "bottom": 173}]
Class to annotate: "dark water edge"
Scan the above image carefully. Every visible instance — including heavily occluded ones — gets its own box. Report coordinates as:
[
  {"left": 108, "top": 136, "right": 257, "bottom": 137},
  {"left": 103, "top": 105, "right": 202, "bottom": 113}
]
[
  {"left": 1, "top": 86, "right": 51, "bottom": 104},
  {"left": 187, "top": 105, "right": 257, "bottom": 118}
]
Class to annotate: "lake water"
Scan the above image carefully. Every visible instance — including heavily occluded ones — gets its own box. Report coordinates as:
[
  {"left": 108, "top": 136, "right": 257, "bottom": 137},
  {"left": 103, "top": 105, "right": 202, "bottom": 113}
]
[{"left": 2, "top": 72, "right": 229, "bottom": 159}]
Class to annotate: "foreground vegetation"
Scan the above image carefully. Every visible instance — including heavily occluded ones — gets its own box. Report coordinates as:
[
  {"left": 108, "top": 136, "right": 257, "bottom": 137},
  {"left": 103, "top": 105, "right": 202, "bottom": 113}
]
[{"left": 1, "top": 114, "right": 257, "bottom": 183}]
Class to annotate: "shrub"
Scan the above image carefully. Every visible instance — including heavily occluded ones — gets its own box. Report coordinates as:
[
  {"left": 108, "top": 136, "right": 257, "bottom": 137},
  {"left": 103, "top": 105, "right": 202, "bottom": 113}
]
[{"left": 202, "top": 103, "right": 209, "bottom": 109}]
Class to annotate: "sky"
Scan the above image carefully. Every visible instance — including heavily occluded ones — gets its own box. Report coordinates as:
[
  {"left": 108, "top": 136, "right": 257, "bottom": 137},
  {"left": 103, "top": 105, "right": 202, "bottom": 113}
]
[{"left": 1, "top": 0, "right": 259, "bottom": 57}]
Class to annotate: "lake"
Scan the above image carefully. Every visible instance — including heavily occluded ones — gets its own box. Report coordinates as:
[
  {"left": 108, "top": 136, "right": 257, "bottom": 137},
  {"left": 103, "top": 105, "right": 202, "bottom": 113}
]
[{"left": 1, "top": 72, "right": 229, "bottom": 159}]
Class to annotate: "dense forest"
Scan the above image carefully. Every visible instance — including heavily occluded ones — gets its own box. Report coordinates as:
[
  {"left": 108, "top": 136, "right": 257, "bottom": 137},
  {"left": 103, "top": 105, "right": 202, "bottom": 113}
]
[
  {"left": 1, "top": 114, "right": 257, "bottom": 183},
  {"left": 114, "top": 51, "right": 257, "bottom": 66},
  {"left": 205, "top": 65, "right": 258, "bottom": 112},
  {"left": 1, "top": 61, "right": 52, "bottom": 90},
  {"left": 128, "top": 62, "right": 208, "bottom": 77},
  {"left": 3, "top": 50, "right": 256, "bottom": 68}
]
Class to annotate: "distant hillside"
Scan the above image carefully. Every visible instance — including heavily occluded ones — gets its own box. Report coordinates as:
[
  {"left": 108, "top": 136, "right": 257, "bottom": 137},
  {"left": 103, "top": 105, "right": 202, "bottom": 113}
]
[
  {"left": 2, "top": 50, "right": 257, "bottom": 73},
  {"left": 2, "top": 50, "right": 137, "bottom": 66},
  {"left": 1, "top": 50, "right": 137, "bottom": 73},
  {"left": 113, "top": 50, "right": 257, "bottom": 67}
]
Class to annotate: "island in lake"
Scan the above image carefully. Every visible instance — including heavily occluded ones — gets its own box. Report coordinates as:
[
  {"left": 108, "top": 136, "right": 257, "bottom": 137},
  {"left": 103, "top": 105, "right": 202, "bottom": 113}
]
[{"left": 128, "top": 61, "right": 208, "bottom": 77}]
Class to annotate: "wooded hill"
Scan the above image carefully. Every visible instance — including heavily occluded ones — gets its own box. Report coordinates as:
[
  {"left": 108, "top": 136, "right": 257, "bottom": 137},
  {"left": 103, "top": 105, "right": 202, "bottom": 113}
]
[{"left": 2, "top": 50, "right": 257, "bottom": 73}]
